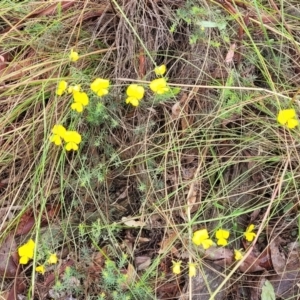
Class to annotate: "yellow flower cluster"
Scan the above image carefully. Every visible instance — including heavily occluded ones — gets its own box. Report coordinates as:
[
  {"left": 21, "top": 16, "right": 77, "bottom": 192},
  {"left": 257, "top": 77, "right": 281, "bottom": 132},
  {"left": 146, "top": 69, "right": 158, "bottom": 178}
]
[
  {"left": 52, "top": 50, "right": 112, "bottom": 151},
  {"left": 191, "top": 225, "right": 256, "bottom": 261},
  {"left": 56, "top": 81, "right": 90, "bottom": 113},
  {"left": 277, "top": 109, "right": 298, "bottom": 129},
  {"left": 50, "top": 125, "right": 82, "bottom": 151},
  {"left": 125, "top": 64, "right": 169, "bottom": 107},
  {"left": 35, "top": 253, "right": 58, "bottom": 275},
  {"left": 18, "top": 239, "right": 58, "bottom": 275},
  {"left": 172, "top": 261, "right": 197, "bottom": 277}
]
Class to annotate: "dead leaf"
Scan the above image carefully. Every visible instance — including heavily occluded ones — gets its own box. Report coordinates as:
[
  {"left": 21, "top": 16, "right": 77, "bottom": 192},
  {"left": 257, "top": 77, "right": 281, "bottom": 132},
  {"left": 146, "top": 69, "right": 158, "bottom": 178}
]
[
  {"left": 204, "top": 246, "right": 233, "bottom": 266},
  {"left": 7, "top": 277, "right": 26, "bottom": 300},
  {"left": 239, "top": 251, "right": 266, "bottom": 273},
  {"left": 121, "top": 216, "right": 145, "bottom": 227},
  {"left": 15, "top": 210, "right": 35, "bottom": 236},
  {"left": 269, "top": 237, "right": 286, "bottom": 274},
  {"left": 225, "top": 43, "right": 236, "bottom": 63},
  {"left": 0, "top": 235, "right": 18, "bottom": 278},
  {"left": 87, "top": 251, "right": 105, "bottom": 278},
  {"left": 123, "top": 263, "right": 137, "bottom": 288},
  {"left": 266, "top": 242, "right": 300, "bottom": 298},
  {"left": 171, "top": 102, "right": 182, "bottom": 119},
  {"left": 158, "top": 231, "right": 179, "bottom": 257},
  {"left": 135, "top": 256, "right": 151, "bottom": 271},
  {"left": 138, "top": 237, "right": 151, "bottom": 243}
]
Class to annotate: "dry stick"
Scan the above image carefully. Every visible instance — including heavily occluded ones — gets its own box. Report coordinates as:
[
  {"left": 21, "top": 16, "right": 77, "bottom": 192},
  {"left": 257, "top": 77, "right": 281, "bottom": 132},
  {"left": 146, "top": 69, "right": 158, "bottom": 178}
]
[
  {"left": 209, "top": 158, "right": 289, "bottom": 300},
  {"left": 116, "top": 78, "right": 291, "bottom": 100},
  {"left": 186, "top": 147, "right": 209, "bottom": 299}
]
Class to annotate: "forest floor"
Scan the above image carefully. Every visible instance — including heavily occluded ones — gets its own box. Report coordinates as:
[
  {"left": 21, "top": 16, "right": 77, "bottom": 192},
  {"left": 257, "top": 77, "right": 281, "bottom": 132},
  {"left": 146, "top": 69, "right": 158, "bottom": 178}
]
[{"left": 1, "top": 0, "right": 300, "bottom": 299}]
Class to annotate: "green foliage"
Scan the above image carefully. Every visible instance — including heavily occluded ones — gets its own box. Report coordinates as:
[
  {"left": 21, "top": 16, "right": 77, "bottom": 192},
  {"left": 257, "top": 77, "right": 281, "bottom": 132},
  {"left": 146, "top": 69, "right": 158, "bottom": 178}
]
[
  {"left": 261, "top": 280, "right": 276, "bottom": 300},
  {"left": 100, "top": 257, "right": 154, "bottom": 300},
  {"left": 151, "top": 87, "right": 181, "bottom": 104},
  {"left": 51, "top": 267, "right": 83, "bottom": 298},
  {"left": 171, "top": 0, "right": 230, "bottom": 44}
]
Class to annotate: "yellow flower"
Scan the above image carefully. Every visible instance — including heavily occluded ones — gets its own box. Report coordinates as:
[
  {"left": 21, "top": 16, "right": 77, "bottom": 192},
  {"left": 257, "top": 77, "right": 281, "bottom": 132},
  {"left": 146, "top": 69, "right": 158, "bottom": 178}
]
[
  {"left": 188, "top": 263, "right": 197, "bottom": 277},
  {"left": 68, "top": 85, "right": 81, "bottom": 94},
  {"left": 90, "top": 78, "right": 110, "bottom": 96},
  {"left": 35, "top": 265, "right": 45, "bottom": 274},
  {"left": 234, "top": 249, "right": 243, "bottom": 261},
  {"left": 125, "top": 84, "right": 145, "bottom": 107},
  {"left": 63, "top": 130, "right": 82, "bottom": 151},
  {"left": 172, "top": 261, "right": 181, "bottom": 275},
  {"left": 18, "top": 239, "right": 35, "bottom": 265},
  {"left": 56, "top": 80, "right": 68, "bottom": 96},
  {"left": 244, "top": 224, "right": 256, "bottom": 242},
  {"left": 47, "top": 253, "right": 58, "bottom": 265},
  {"left": 71, "top": 102, "right": 84, "bottom": 113},
  {"left": 126, "top": 97, "right": 140, "bottom": 107},
  {"left": 69, "top": 49, "right": 79, "bottom": 62},
  {"left": 277, "top": 109, "right": 298, "bottom": 129},
  {"left": 154, "top": 64, "right": 166, "bottom": 76},
  {"left": 73, "top": 91, "right": 89, "bottom": 106},
  {"left": 192, "top": 229, "right": 213, "bottom": 249},
  {"left": 71, "top": 91, "right": 89, "bottom": 112},
  {"left": 126, "top": 84, "right": 144, "bottom": 100},
  {"left": 216, "top": 229, "right": 230, "bottom": 246},
  {"left": 50, "top": 125, "right": 67, "bottom": 146},
  {"left": 149, "top": 78, "right": 169, "bottom": 95},
  {"left": 201, "top": 239, "right": 214, "bottom": 249},
  {"left": 192, "top": 229, "right": 209, "bottom": 245}
]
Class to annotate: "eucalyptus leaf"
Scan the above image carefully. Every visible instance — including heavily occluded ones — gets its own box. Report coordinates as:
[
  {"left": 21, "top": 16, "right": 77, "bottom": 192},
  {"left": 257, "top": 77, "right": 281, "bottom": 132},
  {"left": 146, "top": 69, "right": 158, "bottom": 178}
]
[{"left": 261, "top": 280, "right": 276, "bottom": 300}]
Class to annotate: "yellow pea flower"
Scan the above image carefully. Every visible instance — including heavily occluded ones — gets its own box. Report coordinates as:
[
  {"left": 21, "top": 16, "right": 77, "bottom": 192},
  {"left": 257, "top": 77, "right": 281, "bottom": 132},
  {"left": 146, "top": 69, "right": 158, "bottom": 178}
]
[
  {"left": 149, "top": 78, "right": 169, "bottom": 94},
  {"left": 244, "top": 224, "right": 256, "bottom": 242},
  {"left": 192, "top": 229, "right": 214, "bottom": 249},
  {"left": 192, "top": 229, "right": 209, "bottom": 246},
  {"left": 18, "top": 239, "right": 35, "bottom": 265},
  {"left": 234, "top": 249, "right": 243, "bottom": 261},
  {"left": 56, "top": 80, "right": 68, "bottom": 96},
  {"left": 188, "top": 263, "right": 197, "bottom": 277},
  {"left": 216, "top": 229, "right": 230, "bottom": 246},
  {"left": 90, "top": 78, "right": 110, "bottom": 97},
  {"left": 35, "top": 265, "right": 45, "bottom": 274},
  {"left": 125, "top": 84, "right": 145, "bottom": 106},
  {"left": 71, "top": 102, "right": 84, "bottom": 113},
  {"left": 126, "top": 97, "right": 140, "bottom": 107},
  {"left": 68, "top": 85, "right": 81, "bottom": 94},
  {"left": 277, "top": 109, "right": 298, "bottom": 129},
  {"left": 126, "top": 84, "right": 144, "bottom": 100},
  {"left": 47, "top": 253, "right": 58, "bottom": 265},
  {"left": 71, "top": 91, "right": 89, "bottom": 112},
  {"left": 201, "top": 239, "right": 214, "bottom": 249},
  {"left": 65, "top": 142, "right": 79, "bottom": 151},
  {"left": 69, "top": 49, "right": 79, "bottom": 62},
  {"left": 73, "top": 91, "right": 89, "bottom": 106},
  {"left": 63, "top": 130, "right": 82, "bottom": 151},
  {"left": 154, "top": 64, "right": 166, "bottom": 76},
  {"left": 50, "top": 125, "right": 66, "bottom": 146},
  {"left": 172, "top": 261, "right": 181, "bottom": 275}
]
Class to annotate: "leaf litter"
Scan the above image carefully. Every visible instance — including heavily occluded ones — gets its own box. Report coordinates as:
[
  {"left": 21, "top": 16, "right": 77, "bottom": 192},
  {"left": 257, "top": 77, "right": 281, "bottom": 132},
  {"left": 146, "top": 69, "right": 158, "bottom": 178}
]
[{"left": 1, "top": 0, "right": 300, "bottom": 299}]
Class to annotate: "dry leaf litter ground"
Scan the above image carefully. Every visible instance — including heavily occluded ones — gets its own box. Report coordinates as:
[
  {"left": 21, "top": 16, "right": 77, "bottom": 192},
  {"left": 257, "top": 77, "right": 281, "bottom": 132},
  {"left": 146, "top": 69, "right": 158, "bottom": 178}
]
[{"left": 0, "top": 0, "right": 300, "bottom": 299}]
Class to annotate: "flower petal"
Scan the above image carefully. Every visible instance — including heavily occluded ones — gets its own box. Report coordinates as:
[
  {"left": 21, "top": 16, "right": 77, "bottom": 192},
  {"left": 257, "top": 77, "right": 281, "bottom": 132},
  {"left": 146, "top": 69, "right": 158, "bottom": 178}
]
[
  {"left": 35, "top": 265, "right": 46, "bottom": 274},
  {"left": 154, "top": 64, "right": 166, "bottom": 76},
  {"left": 69, "top": 49, "right": 79, "bottom": 62}
]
